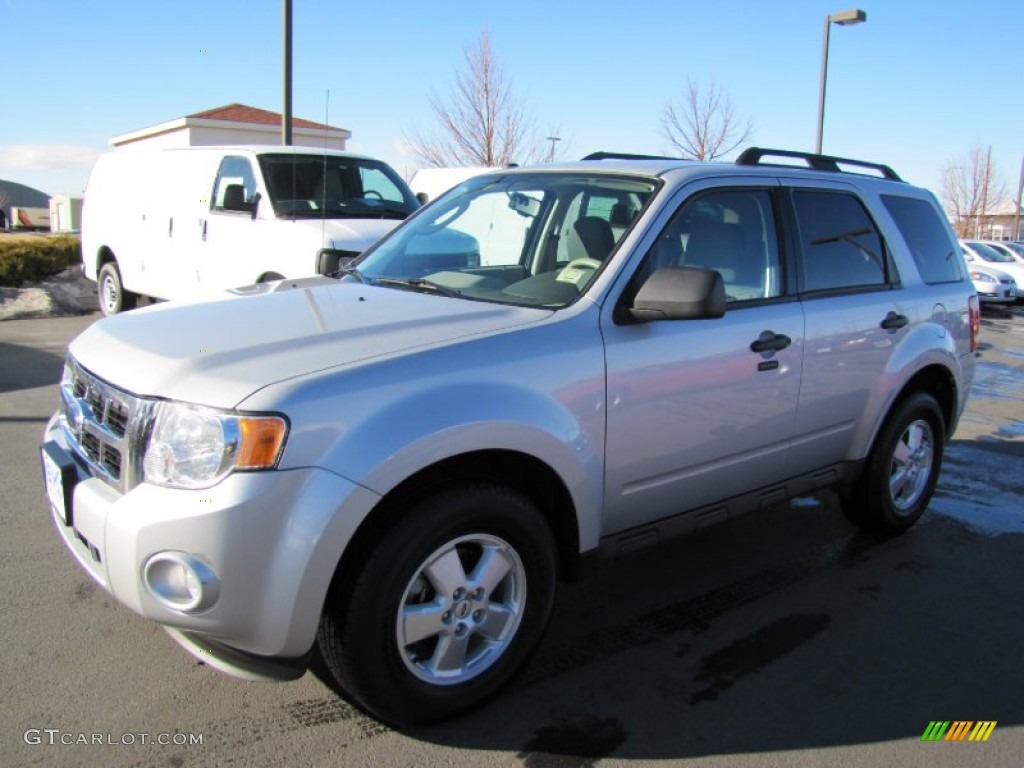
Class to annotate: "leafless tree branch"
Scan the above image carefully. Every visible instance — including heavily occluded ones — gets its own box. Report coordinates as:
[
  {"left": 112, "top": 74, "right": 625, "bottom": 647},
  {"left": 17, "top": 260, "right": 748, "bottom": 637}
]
[
  {"left": 661, "top": 78, "right": 753, "bottom": 161},
  {"left": 406, "top": 29, "right": 548, "bottom": 168},
  {"left": 943, "top": 147, "right": 1007, "bottom": 238}
]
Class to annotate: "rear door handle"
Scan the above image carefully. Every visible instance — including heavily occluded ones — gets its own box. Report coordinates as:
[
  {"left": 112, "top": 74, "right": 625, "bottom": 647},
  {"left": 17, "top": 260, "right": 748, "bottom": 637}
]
[
  {"left": 750, "top": 331, "right": 792, "bottom": 353},
  {"left": 880, "top": 311, "right": 908, "bottom": 330}
]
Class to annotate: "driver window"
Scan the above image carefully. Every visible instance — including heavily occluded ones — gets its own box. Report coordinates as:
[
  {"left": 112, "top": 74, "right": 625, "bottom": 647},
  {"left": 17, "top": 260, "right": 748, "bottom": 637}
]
[
  {"left": 211, "top": 156, "right": 258, "bottom": 212},
  {"left": 638, "top": 188, "right": 781, "bottom": 302}
]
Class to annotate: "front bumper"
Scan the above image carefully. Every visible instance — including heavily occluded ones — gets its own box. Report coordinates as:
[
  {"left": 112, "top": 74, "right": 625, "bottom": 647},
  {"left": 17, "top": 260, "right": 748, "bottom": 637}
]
[
  {"left": 42, "top": 414, "right": 380, "bottom": 676},
  {"left": 975, "top": 286, "right": 1017, "bottom": 303}
]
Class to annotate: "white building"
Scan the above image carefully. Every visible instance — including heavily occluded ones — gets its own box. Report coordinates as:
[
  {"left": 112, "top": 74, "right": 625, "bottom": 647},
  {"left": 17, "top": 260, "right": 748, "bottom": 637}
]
[{"left": 109, "top": 103, "right": 351, "bottom": 151}]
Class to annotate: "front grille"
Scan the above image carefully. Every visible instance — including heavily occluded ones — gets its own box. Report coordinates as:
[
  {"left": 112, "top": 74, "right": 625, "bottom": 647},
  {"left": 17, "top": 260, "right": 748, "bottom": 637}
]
[{"left": 59, "top": 358, "right": 154, "bottom": 492}]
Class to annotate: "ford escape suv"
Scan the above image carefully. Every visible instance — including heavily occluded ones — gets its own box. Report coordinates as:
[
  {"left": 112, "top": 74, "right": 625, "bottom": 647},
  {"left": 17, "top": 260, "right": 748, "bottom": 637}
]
[{"left": 41, "top": 148, "right": 978, "bottom": 725}]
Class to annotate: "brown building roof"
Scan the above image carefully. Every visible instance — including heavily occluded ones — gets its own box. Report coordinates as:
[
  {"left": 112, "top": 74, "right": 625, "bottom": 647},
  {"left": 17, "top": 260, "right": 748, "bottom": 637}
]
[{"left": 188, "top": 103, "right": 340, "bottom": 131}]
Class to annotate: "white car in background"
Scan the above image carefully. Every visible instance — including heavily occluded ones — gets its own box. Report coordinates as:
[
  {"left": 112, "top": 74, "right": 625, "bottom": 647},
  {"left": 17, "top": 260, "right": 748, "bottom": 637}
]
[
  {"left": 967, "top": 261, "right": 1017, "bottom": 304},
  {"left": 982, "top": 240, "right": 1024, "bottom": 265},
  {"left": 961, "top": 240, "right": 1024, "bottom": 296}
]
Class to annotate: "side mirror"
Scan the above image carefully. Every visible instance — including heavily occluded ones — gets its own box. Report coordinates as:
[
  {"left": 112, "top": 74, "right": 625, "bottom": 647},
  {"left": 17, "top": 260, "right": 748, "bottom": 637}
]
[
  {"left": 223, "top": 184, "right": 258, "bottom": 216},
  {"left": 628, "top": 266, "right": 726, "bottom": 322},
  {"left": 415, "top": 192, "right": 429, "bottom": 206}
]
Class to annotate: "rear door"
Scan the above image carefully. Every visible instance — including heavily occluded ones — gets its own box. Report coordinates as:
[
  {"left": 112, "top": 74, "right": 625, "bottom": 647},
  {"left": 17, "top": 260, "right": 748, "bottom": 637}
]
[{"left": 784, "top": 182, "right": 908, "bottom": 474}]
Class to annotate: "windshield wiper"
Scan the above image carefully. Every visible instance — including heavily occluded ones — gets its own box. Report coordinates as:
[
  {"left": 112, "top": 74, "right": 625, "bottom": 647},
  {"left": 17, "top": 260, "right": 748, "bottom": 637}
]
[{"left": 373, "top": 277, "right": 462, "bottom": 297}]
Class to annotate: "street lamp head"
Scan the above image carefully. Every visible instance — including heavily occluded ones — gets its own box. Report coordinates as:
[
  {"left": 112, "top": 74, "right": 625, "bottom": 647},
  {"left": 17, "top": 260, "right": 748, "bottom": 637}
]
[{"left": 829, "top": 8, "right": 867, "bottom": 25}]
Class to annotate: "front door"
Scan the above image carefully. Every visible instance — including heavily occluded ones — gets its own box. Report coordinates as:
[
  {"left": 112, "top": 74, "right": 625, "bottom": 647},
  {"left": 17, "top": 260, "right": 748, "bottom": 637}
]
[{"left": 601, "top": 181, "right": 803, "bottom": 535}]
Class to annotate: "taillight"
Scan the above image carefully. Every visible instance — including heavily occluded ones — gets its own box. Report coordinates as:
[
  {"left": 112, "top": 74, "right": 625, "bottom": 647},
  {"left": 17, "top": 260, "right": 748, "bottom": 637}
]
[{"left": 968, "top": 294, "right": 980, "bottom": 353}]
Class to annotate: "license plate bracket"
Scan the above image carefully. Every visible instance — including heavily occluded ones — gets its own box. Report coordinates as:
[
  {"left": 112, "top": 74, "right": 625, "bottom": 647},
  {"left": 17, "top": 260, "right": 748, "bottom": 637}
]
[{"left": 41, "top": 442, "right": 78, "bottom": 526}]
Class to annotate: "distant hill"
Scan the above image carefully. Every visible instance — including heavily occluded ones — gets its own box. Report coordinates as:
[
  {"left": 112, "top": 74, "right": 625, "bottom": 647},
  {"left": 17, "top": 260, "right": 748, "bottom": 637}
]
[{"left": 0, "top": 179, "right": 50, "bottom": 210}]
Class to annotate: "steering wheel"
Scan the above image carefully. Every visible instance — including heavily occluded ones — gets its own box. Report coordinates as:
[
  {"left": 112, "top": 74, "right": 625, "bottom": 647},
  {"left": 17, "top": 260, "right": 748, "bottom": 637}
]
[{"left": 363, "top": 190, "right": 384, "bottom": 200}]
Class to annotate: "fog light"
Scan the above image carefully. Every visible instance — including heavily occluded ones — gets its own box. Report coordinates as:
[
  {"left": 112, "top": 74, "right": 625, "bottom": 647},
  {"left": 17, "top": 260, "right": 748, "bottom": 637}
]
[{"left": 143, "top": 552, "right": 220, "bottom": 613}]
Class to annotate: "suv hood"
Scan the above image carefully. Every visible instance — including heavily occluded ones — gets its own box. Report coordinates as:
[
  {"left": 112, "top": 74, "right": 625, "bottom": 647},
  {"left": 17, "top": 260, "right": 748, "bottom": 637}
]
[{"left": 69, "top": 279, "right": 549, "bottom": 409}]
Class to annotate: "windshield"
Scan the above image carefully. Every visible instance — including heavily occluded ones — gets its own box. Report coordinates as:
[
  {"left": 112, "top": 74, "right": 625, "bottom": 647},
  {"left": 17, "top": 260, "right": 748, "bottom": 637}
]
[
  {"left": 350, "top": 172, "right": 656, "bottom": 308},
  {"left": 258, "top": 153, "right": 419, "bottom": 219},
  {"left": 967, "top": 241, "right": 1013, "bottom": 263},
  {"left": 991, "top": 241, "right": 1024, "bottom": 259}
]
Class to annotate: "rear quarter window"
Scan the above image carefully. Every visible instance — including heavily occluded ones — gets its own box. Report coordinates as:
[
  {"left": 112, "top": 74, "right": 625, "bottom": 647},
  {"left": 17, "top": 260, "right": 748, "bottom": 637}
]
[
  {"left": 792, "top": 190, "right": 889, "bottom": 292},
  {"left": 881, "top": 194, "right": 964, "bottom": 284}
]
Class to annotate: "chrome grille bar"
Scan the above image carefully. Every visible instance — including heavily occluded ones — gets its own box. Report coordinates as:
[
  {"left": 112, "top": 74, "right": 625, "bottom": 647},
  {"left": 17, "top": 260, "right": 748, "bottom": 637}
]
[{"left": 58, "top": 357, "right": 155, "bottom": 493}]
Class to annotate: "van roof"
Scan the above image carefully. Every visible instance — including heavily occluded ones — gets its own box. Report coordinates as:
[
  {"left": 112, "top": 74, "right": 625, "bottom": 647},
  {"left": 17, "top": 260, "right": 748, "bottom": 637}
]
[{"left": 149, "top": 145, "right": 383, "bottom": 163}]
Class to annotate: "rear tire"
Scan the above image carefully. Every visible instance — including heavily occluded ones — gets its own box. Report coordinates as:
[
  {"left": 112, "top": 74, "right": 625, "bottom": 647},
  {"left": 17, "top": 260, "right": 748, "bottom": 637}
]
[
  {"left": 98, "top": 261, "right": 137, "bottom": 316},
  {"left": 840, "top": 392, "right": 945, "bottom": 534},
  {"left": 317, "top": 484, "right": 557, "bottom": 726}
]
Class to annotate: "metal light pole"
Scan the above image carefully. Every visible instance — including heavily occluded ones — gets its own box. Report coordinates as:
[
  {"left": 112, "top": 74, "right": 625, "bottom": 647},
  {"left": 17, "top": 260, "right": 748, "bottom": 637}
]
[
  {"left": 282, "top": 0, "right": 293, "bottom": 146},
  {"left": 815, "top": 8, "right": 866, "bottom": 155}
]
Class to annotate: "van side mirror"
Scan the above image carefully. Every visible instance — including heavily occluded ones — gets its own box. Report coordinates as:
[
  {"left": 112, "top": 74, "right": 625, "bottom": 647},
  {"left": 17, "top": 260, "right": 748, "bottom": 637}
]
[
  {"left": 415, "top": 192, "right": 429, "bottom": 206},
  {"left": 223, "top": 184, "right": 257, "bottom": 215},
  {"left": 628, "top": 266, "right": 726, "bottom": 322}
]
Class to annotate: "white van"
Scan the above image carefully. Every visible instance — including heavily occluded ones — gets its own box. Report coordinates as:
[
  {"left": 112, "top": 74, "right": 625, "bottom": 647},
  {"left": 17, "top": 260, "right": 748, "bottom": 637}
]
[
  {"left": 82, "top": 146, "right": 420, "bottom": 314},
  {"left": 409, "top": 166, "right": 491, "bottom": 205}
]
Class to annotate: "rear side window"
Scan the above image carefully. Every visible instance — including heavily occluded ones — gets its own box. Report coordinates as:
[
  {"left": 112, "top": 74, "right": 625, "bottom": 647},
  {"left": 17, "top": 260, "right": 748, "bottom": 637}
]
[
  {"left": 881, "top": 195, "right": 963, "bottom": 284},
  {"left": 792, "top": 191, "right": 888, "bottom": 292}
]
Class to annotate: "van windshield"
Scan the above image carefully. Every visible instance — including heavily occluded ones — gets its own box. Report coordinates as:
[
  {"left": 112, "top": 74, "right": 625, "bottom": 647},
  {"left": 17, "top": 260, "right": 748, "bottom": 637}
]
[
  {"left": 351, "top": 172, "right": 656, "bottom": 309},
  {"left": 258, "top": 154, "right": 419, "bottom": 220}
]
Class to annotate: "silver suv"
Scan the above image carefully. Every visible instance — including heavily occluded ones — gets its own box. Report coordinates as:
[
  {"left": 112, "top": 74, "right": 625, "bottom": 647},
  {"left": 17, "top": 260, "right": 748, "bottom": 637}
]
[{"left": 41, "top": 148, "right": 978, "bottom": 725}]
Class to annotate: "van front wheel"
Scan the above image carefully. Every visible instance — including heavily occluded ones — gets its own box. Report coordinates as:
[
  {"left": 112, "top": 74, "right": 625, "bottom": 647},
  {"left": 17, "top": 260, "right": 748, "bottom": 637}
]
[{"left": 98, "top": 262, "right": 137, "bottom": 316}]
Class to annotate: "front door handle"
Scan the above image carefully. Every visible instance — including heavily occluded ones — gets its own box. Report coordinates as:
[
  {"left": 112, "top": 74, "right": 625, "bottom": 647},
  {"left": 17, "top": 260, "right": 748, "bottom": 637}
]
[
  {"left": 750, "top": 330, "right": 792, "bottom": 353},
  {"left": 880, "top": 311, "right": 908, "bottom": 330}
]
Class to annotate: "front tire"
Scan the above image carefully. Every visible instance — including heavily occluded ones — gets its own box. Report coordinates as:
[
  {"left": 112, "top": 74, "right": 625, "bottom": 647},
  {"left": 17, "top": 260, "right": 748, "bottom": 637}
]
[
  {"left": 98, "top": 261, "right": 137, "bottom": 316},
  {"left": 317, "top": 484, "right": 557, "bottom": 726},
  {"left": 840, "top": 392, "right": 945, "bottom": 534}
]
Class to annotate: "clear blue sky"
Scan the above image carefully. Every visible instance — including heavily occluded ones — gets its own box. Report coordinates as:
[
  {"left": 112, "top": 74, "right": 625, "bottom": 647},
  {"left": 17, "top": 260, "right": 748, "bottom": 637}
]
[{"left": 2, "top": 0, "right": 1021, "bottom": 206}]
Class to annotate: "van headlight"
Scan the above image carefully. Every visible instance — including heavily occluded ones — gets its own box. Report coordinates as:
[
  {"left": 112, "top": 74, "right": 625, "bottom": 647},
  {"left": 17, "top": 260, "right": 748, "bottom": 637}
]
[{"left": 142, "top": 403, "right": 288, "bottom": 489}]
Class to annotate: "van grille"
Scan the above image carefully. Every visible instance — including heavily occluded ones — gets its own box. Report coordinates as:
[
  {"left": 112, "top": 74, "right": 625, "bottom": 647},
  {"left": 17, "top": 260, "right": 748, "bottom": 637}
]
[{"left": 59, "top": 358, "right": 154, "bottom": 492}]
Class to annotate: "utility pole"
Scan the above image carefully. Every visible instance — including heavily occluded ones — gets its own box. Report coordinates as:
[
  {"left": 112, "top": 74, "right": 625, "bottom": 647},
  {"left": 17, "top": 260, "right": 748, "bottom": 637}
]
[
  {"left": 1015, "top": 154, "right": 1023, "bottom": 241},
  {"left": 282, "top": 0, "right": 293, "bottom": 145},
  {"left": 978, "top": 145, "right": 992, "bottom": 239}
]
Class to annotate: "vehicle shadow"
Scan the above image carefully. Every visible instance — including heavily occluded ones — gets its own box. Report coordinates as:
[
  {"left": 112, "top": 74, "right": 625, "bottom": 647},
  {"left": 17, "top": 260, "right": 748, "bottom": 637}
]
[
  {"left": 0, "top": 342, "right": 65, "bottom": 394},
  {"left": 376, "top": 495, "right": 1022, "bottom": 760}
]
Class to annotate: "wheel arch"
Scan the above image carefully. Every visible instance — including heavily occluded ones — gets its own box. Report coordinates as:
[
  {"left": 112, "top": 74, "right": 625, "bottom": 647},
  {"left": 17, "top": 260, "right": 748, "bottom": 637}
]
[
  {"left": 889, "top": 363, "right": 959, "bottom": 440},
  {"left": 325, "top": 449, "right": 581, "bottom": 609},
  {"left": 96, "top": 245, "right": 116, "bottom": 275}
]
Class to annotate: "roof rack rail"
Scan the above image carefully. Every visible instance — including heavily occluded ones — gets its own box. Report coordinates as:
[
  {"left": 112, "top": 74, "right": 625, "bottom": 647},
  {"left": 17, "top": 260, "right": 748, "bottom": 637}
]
[
  {"left": 735, "top": 147, "right": 902, "bottom": 182},
  {"left": 582, "top": 151, "right": 679, "bottom": 162}
]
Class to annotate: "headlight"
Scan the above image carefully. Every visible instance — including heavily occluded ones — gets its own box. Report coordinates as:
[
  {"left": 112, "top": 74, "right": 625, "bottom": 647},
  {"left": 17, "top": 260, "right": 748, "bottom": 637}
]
[
  {"left": 970, "top": 271, "right": 995, "bottom": 283},
  {"left": 142, "top": 403, "right": 287, "bottom": 489}
]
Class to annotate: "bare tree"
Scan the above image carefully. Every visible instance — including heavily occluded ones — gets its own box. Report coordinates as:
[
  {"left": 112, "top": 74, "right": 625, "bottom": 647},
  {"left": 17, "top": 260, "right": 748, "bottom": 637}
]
[
  {"left": 943, "top": 146, "right": 1007, "bottom": 238},
  {"left": 661, "top": 79, "right": 753, "bottom": 161},
  {"left": 406, "top": 30, "right": 546, "bottom": 168}
]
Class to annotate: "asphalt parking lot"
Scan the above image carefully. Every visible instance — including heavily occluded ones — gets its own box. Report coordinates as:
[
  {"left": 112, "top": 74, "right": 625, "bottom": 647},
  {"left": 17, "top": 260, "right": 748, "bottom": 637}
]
[{"left": 1, "top": 305, "right": 1022, "bottom": 768}]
